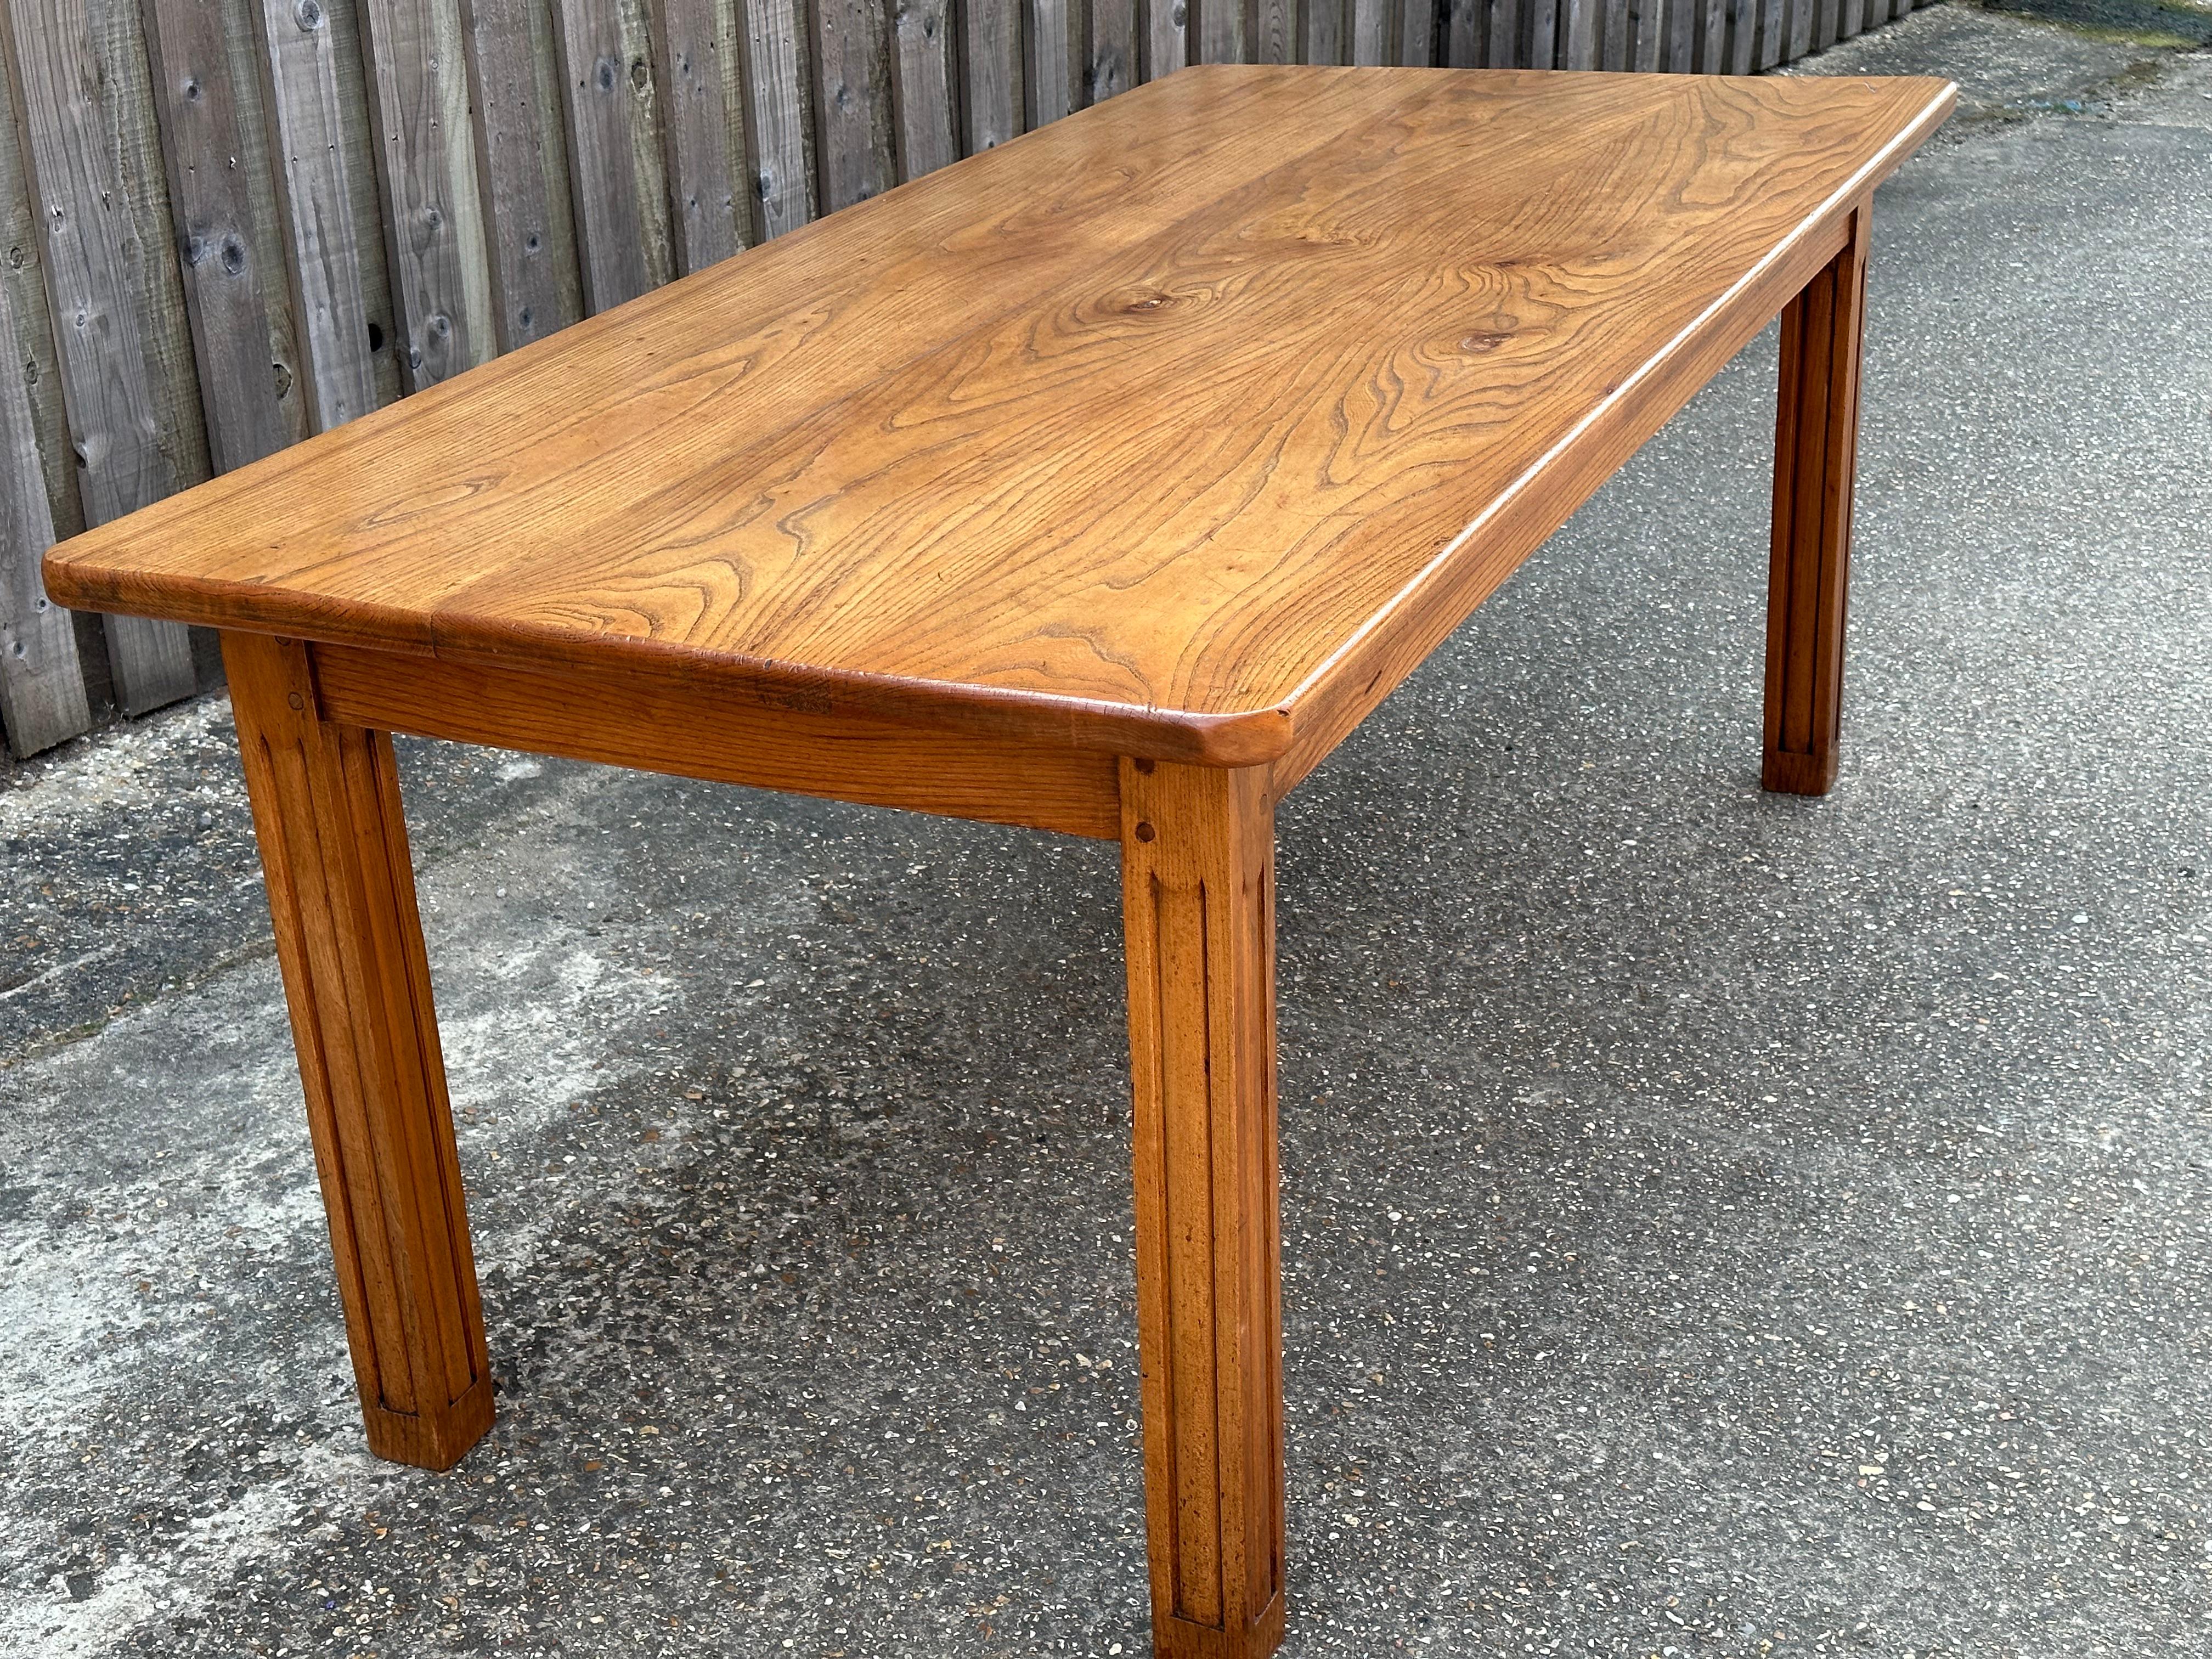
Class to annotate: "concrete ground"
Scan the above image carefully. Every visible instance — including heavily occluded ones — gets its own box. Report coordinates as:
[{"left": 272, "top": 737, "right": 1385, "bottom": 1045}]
[{"left": 4, "top": 7, "right": 2210, "bottom": 1655}]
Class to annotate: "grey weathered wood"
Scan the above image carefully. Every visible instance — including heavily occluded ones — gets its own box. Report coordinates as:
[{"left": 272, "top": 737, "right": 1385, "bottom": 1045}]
[
  {"left": 251, "top": 0, "right": 391, "bottom": 430},
  {"left": 1305, "top": 0, "right": 1346, "bottom": 62},
  {"left": 1444, "top": 0, "right": 1484, "bottom": 64},
  {"left": 0, "top": 273, "right": 89, "bottom": 758},
  {"left": 1755, "top": 0, "right": 1785, "bottom": 66},
  {"left": 1558, "top": 0, "right": 1595, "bottom": 65},
  {"left": 1837, "top": 0, "right": 1861, "bottom": 38},
  {"left": 654, "top": 0, "right": 744, "bottom": 268},
  {"left": 1815, "top": 0, "right": 1839, "bottom": 48},
  {"left": 1724, "top": 0, "right": 1752, "bottom": 71},
  {"left": 461, "top": 0, "right": 583, "bottom": 347},
  {"left": 1697, "top": 0, "right": 1726, "bottom": 70},
  {"left": 740, "top": 0, "right": 814, "bottom": 236},
  {"left": 551, "top": 0, "right": 663, "bottom": 310},
  {"left": 1254, "top": 0, "right": 1300, "bottom": 63},
  {"left": 142, "top": 0, "right": 294, "bottom": 475},
  {"left": 2, "top": 0, "right": 196, "bottom": 713},
  {"left": 891, "top": 0, "right": 957, "bottom": 177},
  {"left": 1633, "top": 0, "right": 1663, "bottom": 67},
  {"left": 1400, "top": 0, "right": 1434, "bottom": 63},
  {"left": 812, "top": 0, "right": 895, "bottom": 210},
  {"left": 1483, "top": 0, "right": 1520, "bottom": 64},
  {"left": 1351, "top": 0, "right": 1392, "bottom": 62},
  {"left": 1146, "top": 0, "right": 1189, "bottom": 76},
  {"left": 1028, "top": 0, "right": 1081, "bottom": 120},
  {"left": 356, "top": 0, "right": 493, "bottom": 388},
  {"left": 1089, "top": 0, "right": 1135, "bottom": 97},
  {"left": 212, "top": 0, "right": 312, "bottom": 449},
  {"left": 1786, "top": 0, "right": 1812, "bottom": 60},
  {"left": 962, "top": 0, "right": 1022, "bottom": 140},
  {"left": 1602, "top": 0, "right": 1629, "bottom": 66}
]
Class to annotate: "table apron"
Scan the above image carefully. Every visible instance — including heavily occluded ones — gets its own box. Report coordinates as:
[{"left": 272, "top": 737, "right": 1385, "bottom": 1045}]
[{"left": 306, "top": 641, "right": 1123, "bottom": 840}]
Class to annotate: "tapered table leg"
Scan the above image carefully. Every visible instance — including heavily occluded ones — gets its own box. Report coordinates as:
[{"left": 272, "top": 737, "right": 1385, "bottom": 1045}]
[
  {"left": 1763, "top": 204, "right": 1872, "bottom": 797},
  {"left": 225, "top": 633, "right": 494, "bottom": 1470},
  {"left": 1120, "top": 758, "right": 1287, "bottom": 1659}
]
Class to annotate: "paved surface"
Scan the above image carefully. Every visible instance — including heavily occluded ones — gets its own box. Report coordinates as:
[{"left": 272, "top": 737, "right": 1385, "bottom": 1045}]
[{"left": 4, "top": 9, "right": 2210, "bottom": 1655}]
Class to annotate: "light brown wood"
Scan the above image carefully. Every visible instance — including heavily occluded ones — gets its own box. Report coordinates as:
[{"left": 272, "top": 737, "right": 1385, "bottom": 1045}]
[
  {"left": 224, "top": 630, "right": 493, "bottom": 1470},
  {"left": 309, "top": 639, "right": 1122, "bottom": 837},
  {"left": 1763, "top": 204, "right": 1869, "bottom": 797},
  {"left": 44, "top": 70, "right": 1956, "bottom": 775},
  {"left": 1121, "top": 757, "right": 1286, "bottom": 1659}
]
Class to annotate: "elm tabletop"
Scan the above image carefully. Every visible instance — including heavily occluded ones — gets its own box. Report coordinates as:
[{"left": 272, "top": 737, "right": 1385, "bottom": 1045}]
[{"left": 44, "top": 66, "right": 1956, "bottom": 1658}]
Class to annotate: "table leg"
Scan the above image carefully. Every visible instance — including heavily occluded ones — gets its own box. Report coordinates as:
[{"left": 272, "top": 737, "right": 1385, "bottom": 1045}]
[
  {"left": 225, "top": 633, "right": 494, "bottom": 1470},
  {"left": 1120, "top": 759, "right": 1288, "bottom": 1659},
  {"left": 1763, "top": 204, "right": 1872, "bottom": 797}
]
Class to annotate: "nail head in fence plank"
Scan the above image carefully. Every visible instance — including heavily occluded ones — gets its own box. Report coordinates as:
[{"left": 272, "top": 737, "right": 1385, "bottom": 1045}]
[
  {"left": 250, "top": 0, "right": 393, "bottom": 430},
  {"left": 461, "top": 0, "right": 584, "bottom": 347},
  {"left": 962, "top": 0, "right": 1023, "bottom": 144},
  {"left": 1090, "top": 0, "right": 1136, "bottom": 98},
  {"left": 0, "top": 274, "right": 89, "bottom": 758},
  {"left": 657, "top": 0, "right": 747, "bottom": 263},
  {"left": 1029, "top": 0, "right": 1082, "bottom": 123},
  {"left": 2, "top": 0, "right": 197, "bottom": 713},
  {"left": 356, "top": 0, "right": 494, "bottom": 388},
  {"left": 812, "top": 0, "right": 895, "bottom": 211},
  {"left": 143, "top": 0, "right": 295, "bottom": 475},
  {"left": 740, "top": 0, "right": 815, "bottom": 236},
  {"left": 891, "top": 0, "right": 957, "bottom": 179}
]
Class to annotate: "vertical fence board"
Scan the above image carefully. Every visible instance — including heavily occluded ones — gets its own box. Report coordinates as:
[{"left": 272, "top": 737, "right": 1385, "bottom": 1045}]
[
  {"left": 1526, "top": 0, "right": 1559, "bottom": 64},
  {"left": 891, "top": 0, "right": 958, "bottom": 177},
  {"left": 1601, "top": 0, "right": 1629, "bottom": 67},
  {"left": 741, "top": 0, "right": 814, "bottom": 235},
  {"left": 1815, "top": 0, "right": 1839, "bottom": 48},
  {"left": 1837, "top": 0, "right": 1862, "bottom": 38},
  {"left": 550, "top": 0, "right": 673, "bottom": 311},
  {"left": 463, "top": 0, "right": 583, "bottom": 347},
  {"left": 1400, "top": 0, "right": 1434, "bottom": 63},
  {"left": 2, "top": 0, "right": 198, "bottom": 714},
  {"left": 252, "top": 0, "right": 394, "bottom": 431},
  {"left": 143, "top": 0, "right": 295, "bottom": 473},
  {"left": 1482, "top": 0, "right": 1519, "bottom": 65},
  {"left": 1254, "top": 0, "right": 1300, "bottom": 63},
  {"left": 0, "top": 25, "right": 86, "bottom": 551},
  {"left": 1147, "top": 0, "right": 1188, "bottom": 77},
  {"left": 812, "top": 0, "right": 894, "bottom": 210},
  {"left": 1350, "top": 0, "right": 1392, "bottom": 63},
  {"left": 0, "top": 272, "right": 89, "bottom": 757},
  {"left": 1028, "top": 0, "right": 1081, "bottom": 120},
  {"left": 1305, "top": 0, "right": 1346, "bottom": 63},
  {"left": 1088, "top": 0, "right": 1134, "bottom": 97},
  {"left": 1444, "top": 0, "right": 1484, "bottom": 65},
  {"left": 962, "top": 0, "right": 1023, "bottom": 140},
  {"left": 1558, "top": 0, "right": 1595, "bottom": 66},
  {"left": 658, "top": 0, "right": 747, "bottom": 264},
  {"left": 357, "top": 0, "right": 493, "bottom": 387}
]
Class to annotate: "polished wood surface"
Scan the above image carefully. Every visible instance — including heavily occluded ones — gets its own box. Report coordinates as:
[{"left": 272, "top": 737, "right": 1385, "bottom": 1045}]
[
  {"left": 46, "top": 68, "right": 1954, "bottom": 765},
  {"left": 1764, "top": 206, "right": 1871, "bottom": 796},
  {"left": 1122, "top": 759, "right": 1286, "bottom": 1658},
  {"left": 227, "top": 631, "right": 494, "bottom": 1470}
]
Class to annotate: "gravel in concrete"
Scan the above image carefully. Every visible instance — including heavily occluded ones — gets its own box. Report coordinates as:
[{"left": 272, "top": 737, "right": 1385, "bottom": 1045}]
[{"left": 4, "top": 9, "right": 2210, "bottom": 1656}]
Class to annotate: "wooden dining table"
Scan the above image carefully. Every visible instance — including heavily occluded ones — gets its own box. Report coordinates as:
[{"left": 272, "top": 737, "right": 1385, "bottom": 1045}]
[{"left": 44, "top": 65, "right": 1954, "bottom": 1657}]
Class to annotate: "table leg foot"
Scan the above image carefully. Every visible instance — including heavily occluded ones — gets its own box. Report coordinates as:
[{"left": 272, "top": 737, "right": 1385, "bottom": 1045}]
[
  {"left": 1120, "top": 759, "right": 1288, "bottom": 1659},
  {"left": 226, "top": 633, "right": 494, "bottom": 1471},
  {"left": 1763, "top": 204, "right": 1871, "bottom": 798}
]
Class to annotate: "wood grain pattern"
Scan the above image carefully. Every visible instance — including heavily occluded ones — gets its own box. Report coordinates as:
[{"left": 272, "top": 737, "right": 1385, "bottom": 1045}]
[
  {"left": 460, "top": 0, "right": 584, "bottom": 349},
  {"left": 811, "top": 0, "right": 895, "bottom": 210},
  {"left": 1254, "top": 0, "right": 1301, "bottom": 65},
  {"left": 657, "top": 0, "right": 747, "bottom": 266},
  {"left": 311, "top": 640, "right": 1123, "bottom": 837},
  {"left": 3, "top": 0, "right": 198, "bottom": 714},
  {"left": 740, "top": 0, "right": 814, "bottom": 235},
  {"left": 143, "top": 0, "right": 295, "bottom": 475},
  {"left": 251, "top": 0, "right": 393, "bottom": 430},
  {"left": 1763, "top": 205, "right": 1867, "bottom": 797},
  {"left": 962, "top": 0, "right": 1023, "bottom": 143},
  {"left": 0, "top": 269, "right": 91, "bottom": 756},
  {"left": 225, "top": 630, "right": 494, "bottom": 1470},
  {"left": 1121, "top": 758, "right": 1285, "bottom": 1659},
  {"left": 45, "top": 70, "right": 1955, "bottom": 776},
  {"left": 891, "top": 0, "right": 958, "bottom": 178},
  {"left": 356, "top": 0, "right": 492, "bottom": 387}
]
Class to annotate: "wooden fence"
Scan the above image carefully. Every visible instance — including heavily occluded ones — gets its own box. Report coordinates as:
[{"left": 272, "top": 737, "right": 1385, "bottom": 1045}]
[{"left": 0, "top": 0, "right": 1936, "bottom": 762}]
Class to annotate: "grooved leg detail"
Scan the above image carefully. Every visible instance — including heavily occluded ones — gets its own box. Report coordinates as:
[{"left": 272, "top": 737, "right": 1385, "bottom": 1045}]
[
  {"left": 225, "top": 632, "right": 493, "bottom": 1470},
  {"left": 1121, "top": 760, "right": 1286, "bottom": 1659},
  {"left": 1763, "top": 205, "right": 1871, "bottom": 797}
]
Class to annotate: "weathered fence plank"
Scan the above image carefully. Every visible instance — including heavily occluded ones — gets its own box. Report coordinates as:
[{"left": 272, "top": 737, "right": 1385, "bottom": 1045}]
[
  {"left": 1401, "top": 0, "right": 1434, "bottom": 63},
  {"left": 963, "top": 0, "right": 1023, "bottom": 140},
  {"left": 1306, "top": 0, "right": 1347, "bottom": 63},
  {"left": 1029, "top": 0, "right": 1083, "bottom": 120},
  {"left": 1444, "top": 0, "right": 1485, "bottom": 66},
  {"left": 1351, "top": 0, "right": 1392, "bottom": 64},
  {"left": 891, "top": 0, "right": 958, "bottom": 177},
  {"left": 1147, "top": 0, "right": 1190, "bottom": 75},
  {"left": 0, "top": 273, "right": 88, "bottom": 757},
  {"left": 741, "top": 0, "right": 814, "bottom": 235},
  {"left": 356, "top": 0, "right": 493, "bottom": 386},
  {"left": 2, "top": 0, "right": 197, "bottom": 714},
  {"left": 1255, "top": 0, "right": 1301, "bottom": 63},
  {"left": 462, "top": 0, "right": 584, "bottom": 347},
  {"left": 812, "top": 0, "right": 895, "bottom": 210},
  {"left": 657, "top": 0, "right": 748, "bottom": 263},
  {"left": 143, "top": 0, "right": 295, "bottom": 474},
  {"left": 1090, "top": 0, "right": 1136, "bottom": 97},
  {"left": 551, "top": 0, "right": 667, "bottom": 310}
]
